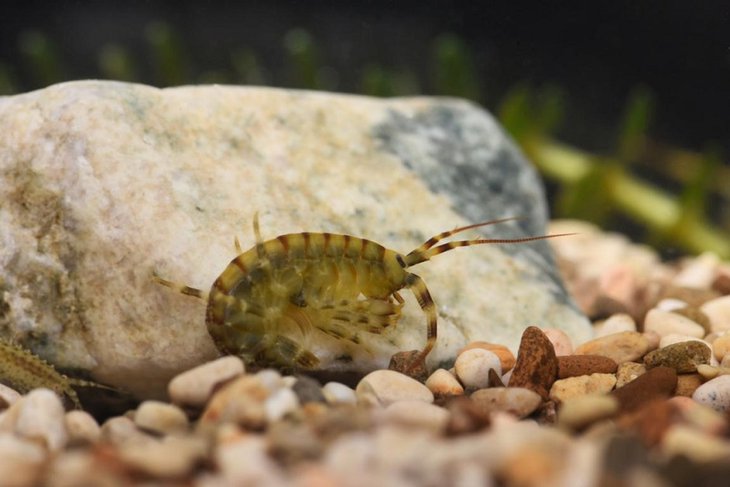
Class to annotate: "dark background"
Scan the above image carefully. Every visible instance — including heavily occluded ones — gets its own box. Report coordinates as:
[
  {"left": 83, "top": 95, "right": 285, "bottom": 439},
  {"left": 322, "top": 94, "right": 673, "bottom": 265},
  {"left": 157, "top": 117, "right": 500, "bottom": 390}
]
[{"left": 2, "top": 1, "right": 728, "bottom": 154}]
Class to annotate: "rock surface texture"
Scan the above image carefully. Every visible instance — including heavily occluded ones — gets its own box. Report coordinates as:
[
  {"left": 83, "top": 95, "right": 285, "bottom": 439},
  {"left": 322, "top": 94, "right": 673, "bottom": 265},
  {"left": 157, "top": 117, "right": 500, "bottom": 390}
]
[{"left": 0, "top": 81, "right": 590, "bottom": 398}]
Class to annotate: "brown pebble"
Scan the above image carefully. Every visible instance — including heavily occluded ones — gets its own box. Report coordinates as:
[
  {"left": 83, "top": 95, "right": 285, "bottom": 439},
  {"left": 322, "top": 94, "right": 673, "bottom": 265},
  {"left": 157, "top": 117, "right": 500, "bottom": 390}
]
[
  {"left": 508, "top": 326, "right": 558, "bottom": 400},
  {"left": 488, "top": 369, "right": 505, "bottom": 388},
  {"left": 388, "top": 350, "right": 428, "bottom": 382},
  {"left": 557, "top": 355, "right": 618, "bottom": 379},
  {"left": 675, "top": 374, "right": 704, "bottom": 397},
  {"left": 611, "top": 366, "right": 677, "bottom": 413},
  {"left": 441, "top": 396, "right": 491, "bottom": 436},
  {"left": 643, "top": 341, "right": 711, "bottom": 373},
  {"left": 616, "top": 398, "right": 680, "bottom": 447}
]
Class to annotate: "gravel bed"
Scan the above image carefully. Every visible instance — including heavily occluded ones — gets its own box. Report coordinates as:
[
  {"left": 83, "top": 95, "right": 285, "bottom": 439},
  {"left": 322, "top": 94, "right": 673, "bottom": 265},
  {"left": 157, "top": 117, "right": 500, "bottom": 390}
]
[{"left": 2, "top": 221, "right": 730, "bottom": 487}]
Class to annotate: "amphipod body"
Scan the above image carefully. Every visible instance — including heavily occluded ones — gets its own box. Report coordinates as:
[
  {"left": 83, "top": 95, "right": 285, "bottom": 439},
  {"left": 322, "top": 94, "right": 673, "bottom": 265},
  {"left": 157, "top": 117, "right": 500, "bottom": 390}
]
[{"left": 155, "top": 215, "right": 569, "bottom": 372}]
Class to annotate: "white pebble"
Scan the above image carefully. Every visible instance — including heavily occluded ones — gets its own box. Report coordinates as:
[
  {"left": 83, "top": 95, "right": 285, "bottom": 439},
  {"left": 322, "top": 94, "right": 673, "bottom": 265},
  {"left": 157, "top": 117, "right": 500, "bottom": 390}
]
[
  {"left": 65, "top": 410, "right": 101, "bottom": 445},
  {"left": 672, "top": 252, "right": 720, "bottom": 289},
  {"left": 378, "top": 400, "right": 450, "bottom": 434},
  {"left": 558, "top": 394, "right": 619, "bottom": 430},
  {"left": 255, "top": 369, "right": 284, "bottom": 392},
  {"left": 264, "top": 387, "right": 300, "bottom": 422},
  {"left": 644, "top": 309, "right": 705, "bottom": 338},
  {"left": 424, "top": 369, "right": 464, "bottom": 397},
  {"left": 596, "top": 313, "right": 636, "bottom": 337},
  {"left": 469, "top": 387, "right": 542, "bottom": 418},
  {"left": 543, "top": 328, "right": 574, "bottom": 356},
  {"left": 322, "top": 382, "right": 357, "bottom": 405},
  {"left": 13, "top": 389, "right": 68, "bottom": 451},
  {"left": 701, "top": 296, "right": 730, "bottom": 333},
  {"left": 0, "top": 384, "right": 21, "bottom": 408},
  {"left": 655, "top": 298, "right": 689, "bottom": 312},
  {"left": 168, "top": 356, "right": 244, "bottom": 408},
  {"left": 356, "top": 370, "right": 433, "bottom": 406},
  {"left": 118, "top": 435, "right": 206, "bottom": 478},
  {"left": 0, "top": 433, "right": 46, "bottom": 486},
  {"left": 454, "top": 348, "right": 501, "bottom": 389},
  {"left": 101, "top": 416, "right": 148, "bottom": 446},
  {"left": 135, "top": 400, "right": 189, "bottom": 435},
  {"left": 692, "top": 374, "right": 730, "bottom": 412}
]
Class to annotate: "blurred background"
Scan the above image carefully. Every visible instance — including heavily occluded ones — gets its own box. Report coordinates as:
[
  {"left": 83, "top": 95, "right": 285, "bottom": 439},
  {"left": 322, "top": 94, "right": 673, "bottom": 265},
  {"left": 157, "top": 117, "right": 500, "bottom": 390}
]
[{"left": 2, "top": 0, "right": 728, "bottom": 258}]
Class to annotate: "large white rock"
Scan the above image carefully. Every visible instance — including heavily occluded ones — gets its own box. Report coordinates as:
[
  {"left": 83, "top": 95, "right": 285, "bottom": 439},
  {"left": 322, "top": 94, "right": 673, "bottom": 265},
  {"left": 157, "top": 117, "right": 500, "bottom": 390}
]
[{"left": 0, "top": 81, "right": 590, "bottom": 398}]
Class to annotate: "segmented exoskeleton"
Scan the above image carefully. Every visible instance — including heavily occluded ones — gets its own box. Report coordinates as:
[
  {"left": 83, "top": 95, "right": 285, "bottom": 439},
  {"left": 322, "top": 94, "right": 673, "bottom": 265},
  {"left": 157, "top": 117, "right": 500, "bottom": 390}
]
[{"left": 154, "top": 215, "right": 569, "bottom": 372}]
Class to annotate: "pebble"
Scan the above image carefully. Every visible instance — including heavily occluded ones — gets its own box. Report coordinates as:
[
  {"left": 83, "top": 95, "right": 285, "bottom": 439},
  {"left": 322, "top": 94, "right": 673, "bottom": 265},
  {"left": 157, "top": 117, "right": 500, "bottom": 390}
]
[
  {"left": 655, "top": 298, "right": 688, "bottom": 312},
  {"left": 672, "top": 306, "right": 712, "bottom": 334},
  {"left": 658, "top": 334, "right": 711, "bottom": 351},
  {"left": 469, "top": 387, "right": 542, "bottom": 418},
  {"left": 378, "top": 400, "right": 451, "bottom": 434},
  {"left": 549, "top": 373, "right": 617, "bottom": 402},
  {"left": 459, "top": 341, "right": 516, "bottom": 371},
  {"left": 0, "top": 433, "right": 46, "bottom": 487},
  {"left": 712, "top": 333, "right": 730, "bottom": 362},
  {"left": 167, "top": 356, "right": 245, "bottom": 408},
  {"left": 454, "top": 348, "right": 502, "bottom": 390},
  {"left": 557, "top": 394, "right": 619, "bottom": 430},
  {"left": 0, "top": 384, "right": 21, "bottom": 408},
  {"left": 615, "top": 362, "right": 646, "bottom": 388},
  {"left": 692, "top": 374, "right": 730, "bottom": 412},
  {"left": 675, "top": 374, "right": 704, "bottom": 397},
  {"left": 118, "top": 435, "right": 207, "bottom": 478},
  {"left": 700, "top": 295, "right": 730, "bottom": 332},
  {"left": 643, "top": 341, "right": 711, "bottom": 373},
  {"left": 643, "top": 309, "right": 705, "bottom": 338},
  {"left": 355, "top": 370, "right": 433, "bottom": 406},
  {"left": 696, "top": 364, "right": 730, "bottom": 380},
  {"left": 101, "top": 416, "right": 149, "bottom": 446},
  {"left": 672, "top": 252, "right": 720, "bottom": 289},
  {"left": 662, "top": 425, "right": 730, "bottom": 463},
  {"left": 574, "top": 331, "right": 651, "bottom": 364},
  {"left": 321, "top": 382, "right": 357, "bottom": 405},
  {"left": 9, "top": 388, "right": 68, "bottom": 451},
  {"left": 594, "top": 313, "right": 636, "bottom": 337},
  {"left": 135, "top": 400, "right": 189, "bottom": 435},
  {"left": 542, "top": 328, "right": 574, "bottom": 356},
  {"left": 557, "top": 355, "right": 618, "bottom": 379},
  {"left": 291, "top": 376, "right": 326, "bottom": 404},
  {"left": 264, "top": 387, "right": 300, "bottom": 422},
  {"left": 611, "top": 366, "right": 677, "bottom": 413},
  {"left": 669, "top": 396, "right": 728, "bottom": 435},
  {"left": 64, "top": 410, "right": 101, "bottom": 445},
  {"left": 200, "top": 375, "right": 270, "bottom": 429},
  {"left": 509, "top": 326, "right": 558, "bottom": 399},
  {"left": 424, "top": 369, "right": 464, "bottom": 397}
]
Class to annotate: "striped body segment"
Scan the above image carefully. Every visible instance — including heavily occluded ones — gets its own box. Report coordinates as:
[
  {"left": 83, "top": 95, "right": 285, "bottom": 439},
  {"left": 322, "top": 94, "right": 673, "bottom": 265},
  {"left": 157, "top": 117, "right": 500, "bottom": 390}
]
[{"left": 154, "top": 215, "right": 572, "bottom": 373}]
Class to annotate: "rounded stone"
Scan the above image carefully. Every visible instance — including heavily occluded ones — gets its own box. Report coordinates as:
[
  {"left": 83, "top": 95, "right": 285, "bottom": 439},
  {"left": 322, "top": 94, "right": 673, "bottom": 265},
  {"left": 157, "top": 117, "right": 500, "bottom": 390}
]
[
  {"left": 542, "top": 328, "right": 574, "bottom": 356},
  {"left": 264, "top": 388, "right": 300, "bottom": 423},
  {"left": 200, "top": 375, "right": 270, "bottom": 429},
  {"left": 356, "top": 370, "right": 433, "bottom": 406},
  {"left": 674, "top": 374, "right": 703, "bottom": 397},
  {"left": 549, "top": 374, "right": 617, "bottom": 402},
  {"left": 454, "top": 348, "right": 502, "bottom": 390},
  {"left": 611, "top": 366, "right": 677, "bottom": 413},
  {"left": 557, "top": 394, "right": 619, "bottom": 430},
  {"left": 469, "top": 387, "right": 542, "bottom": 418},
  {"left": 712, "top": 333, "right": 730, "bottom": 362},
  {"left": 424, "top": 369, "right": 464, "bottom": 397},
  {"left": 595, "top": 313, "right": 636, "bottom": 337},
  {"left": 643, "top": 309, "right": 705, "bottom": 339},
  {"left": 458, "top": 342, "right": 516, "bottom": 372},
  {"left": 378, "top": 400, "right": 450, "bottom": 433},
  {"left": 508, "top": 326, "right": 559, "bottom": 399},
  {"left": 64, "top": 410, "right": 101, "bottom": 445},
  {"left": 574, "top": 331, "right": 652, "bottom": 364},
  {"left": 692, "top": 374, "right": 730, "bottom": 412},
  {"left": 700, "top": 295, "right": 730, "bottom": 333},
  {"left": 0, "top": 434, "right": 46, "bottom": 486},
  {"left": 12, "top": 388, "right": 68, "bottom": 451},
  {"left": 557, "top": 355, "right": 618, "bottom": 379},
  {"left": 322, "top": 382, "right": 357, "bottom": 405},
  {"left": 134, "top": 400, "right": 189, "bottom": 435},
  {"left": 0, "top": 384, "right": 21, "bottom": 408},
  {"left": 615, "top": 362, "right": 646, "bottom": 388},
  {"left": 168, "top": 356, "right": 245, "bottom": 408},
  {"left": 643, "top": 341, "right": 711, "bottom": 373}
]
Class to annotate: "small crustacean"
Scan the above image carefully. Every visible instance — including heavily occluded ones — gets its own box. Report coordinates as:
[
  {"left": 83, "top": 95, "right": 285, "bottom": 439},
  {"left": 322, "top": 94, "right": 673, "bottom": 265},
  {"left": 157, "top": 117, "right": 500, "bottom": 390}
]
[{"left": 154, "top": 215, "right": 570, "bottom": 372}]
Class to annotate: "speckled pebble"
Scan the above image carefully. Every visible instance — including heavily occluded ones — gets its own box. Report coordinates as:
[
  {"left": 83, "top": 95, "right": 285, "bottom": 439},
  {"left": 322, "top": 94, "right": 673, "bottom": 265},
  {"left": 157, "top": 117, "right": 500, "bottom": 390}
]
[
  {"left": 557, "top": 394, "right": 619, "bottom": 430},
  {"left": 557, "top": 355, "right": 618, "bottom": 379},
  {"left": 542, "top": 328, "right": 574, "bottom": 356},
  {"left": 378, "top": 400, "right": 451, "bottom": 434},
  {"left": 574, "top": 331, "right": 651, "bottom": 364},
  {"left": 643, "top": 340, "right": 711, "bottom": 373},
  {"left": 509, "top": 326, "right": 558, "bottom": 399},
  {"left": 454, "top": 348, "right": 502, "bottom": 389},
  {"left": 322, "top": 382, "right": 357, "bottom": 405},
  {"left": 658, "top": 334, "right": 711, "bottom": 351},
  {"left": 135, "top": 400, "right": 189, "bottom": 435},
  {"left": 64, "top": 410, "right": 101, "bottom": 445},
  {"left": 11, "top": 388, "right": 68, "bottom": 451},
  {"left": 700, "top": 295, "right": 730, "bottom": 333},
  {"left": 425, "top": 368, "right": 464, "bottom": 397},
  {"left": 168, "top": 356, "right": 245, "bottom": 408},
  {"left": 643, "top": 309, "right": 705, "bottom": 338},
  {"left": 469, "top": 387, "right": 542, "bottom": 418},
  {"left": 595, "top": 313, "right": 636, "bottom": 337},
  {"left": 549, "top": 373, "right": 617, "bottom": 402},
  {"left": 356, "top": 370, "right": 433, "bottom": 406},
  {"left": 264, "top": 387, "right": 300, "bottom": 422},
  {"left": 692, "top": 374, "right": 730, "bottom": 412},
  {"left": 615, "top": 362, "right": 647, "bottom": 388}
]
